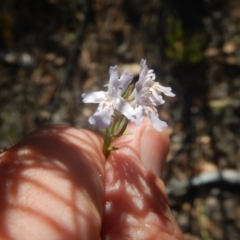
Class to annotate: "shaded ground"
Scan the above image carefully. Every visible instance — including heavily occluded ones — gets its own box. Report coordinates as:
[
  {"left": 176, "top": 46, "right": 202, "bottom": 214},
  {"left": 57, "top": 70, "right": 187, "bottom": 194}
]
[{"left": 1, "top": 0, "right": 240, "bottom": 239}]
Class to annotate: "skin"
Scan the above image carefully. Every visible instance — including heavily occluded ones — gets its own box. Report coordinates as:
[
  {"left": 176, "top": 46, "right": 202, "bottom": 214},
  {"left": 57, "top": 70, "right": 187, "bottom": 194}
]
[{"left": 0, "top": 118, "right": 183, "bottom": 240}]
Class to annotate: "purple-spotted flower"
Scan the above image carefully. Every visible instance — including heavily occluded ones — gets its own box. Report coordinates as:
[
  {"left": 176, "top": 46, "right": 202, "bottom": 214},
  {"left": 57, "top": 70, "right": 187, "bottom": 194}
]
[
  {"left": 130, "top": 59, "right": 175, "bottom": 131},
  {"left": 82, "top": 66, "right": 135, "bottom": 128}
]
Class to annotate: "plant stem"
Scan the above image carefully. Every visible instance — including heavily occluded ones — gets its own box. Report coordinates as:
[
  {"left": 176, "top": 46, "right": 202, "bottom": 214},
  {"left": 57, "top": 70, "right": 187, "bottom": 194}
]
[{"left": 103, "top": 112, "right": 129, "bottom": 158}]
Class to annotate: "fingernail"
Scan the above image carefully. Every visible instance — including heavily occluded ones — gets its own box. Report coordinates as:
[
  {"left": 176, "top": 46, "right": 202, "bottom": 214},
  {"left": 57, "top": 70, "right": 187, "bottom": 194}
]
[{"left": 140, "top": 126, "right": 169, "bottom": 178}]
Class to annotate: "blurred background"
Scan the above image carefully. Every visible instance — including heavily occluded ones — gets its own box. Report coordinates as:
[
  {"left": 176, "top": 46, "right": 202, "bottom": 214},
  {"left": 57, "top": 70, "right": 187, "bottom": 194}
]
[{"left": 0, "top": 0, "right": 240, "bottom": 239}]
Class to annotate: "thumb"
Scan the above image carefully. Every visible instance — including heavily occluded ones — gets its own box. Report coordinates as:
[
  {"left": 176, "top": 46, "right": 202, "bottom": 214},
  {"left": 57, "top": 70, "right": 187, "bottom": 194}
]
[
  {"left": 139, "top": 120, "right": 169, "bottom": 178},
  {"left": 101, "top": 118, "right": 183, "bottom": 240}
]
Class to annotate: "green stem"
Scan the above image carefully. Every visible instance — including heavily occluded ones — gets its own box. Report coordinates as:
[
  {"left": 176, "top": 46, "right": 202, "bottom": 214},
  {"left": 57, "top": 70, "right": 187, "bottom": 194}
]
[
  {"left": 103, "top": 112, "right": 129, "bottom": 158},
  {"left": 103, "top": 128, "right": 112, "bottom": 158}
]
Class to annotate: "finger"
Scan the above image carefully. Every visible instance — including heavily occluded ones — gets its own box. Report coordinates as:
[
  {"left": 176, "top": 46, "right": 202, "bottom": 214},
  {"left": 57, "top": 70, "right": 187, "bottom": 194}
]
[
  {"left": 101, "top": 118, "right": 183, "bottom": 240},
  {"left": 0, "top": 125, "right": 105, "bottom": 240}
]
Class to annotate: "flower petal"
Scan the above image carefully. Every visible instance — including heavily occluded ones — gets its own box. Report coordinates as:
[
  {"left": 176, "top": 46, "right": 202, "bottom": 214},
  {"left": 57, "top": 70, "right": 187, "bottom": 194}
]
[
  {"left": 115, "top": 98, "right": 135, "bottom": 121},
  {"left": 82, "top": 91, "right": 106, "bottom": 103},
  {"left": 136, "top": 59, "right": 148, "bottom": 91},
  {"left": 148, "top": 110, "right": 168, "bottom": 131},
  {"left": 147, "top": 71, "right": 156, "bottom": 81},
  {"left": 150, "top": 88, "right": 165, "bottom": 105},
  {"left": 108, "top": 66, "right": 134, "bottom": 97},
  {"left": 118, "top": 70, "right": 133, "bottom": 94},
  {"left": 109, "top": 66, "right": 119, "bottom": 88},
  {"left": 154, "top": 83, "right": 175, "bottom": 97},
  {"left": 88, "top": 103, "right": 114, "bottom": 128},
  {"left": 133, "top": 105, "right": 144, "bottom": 125}
]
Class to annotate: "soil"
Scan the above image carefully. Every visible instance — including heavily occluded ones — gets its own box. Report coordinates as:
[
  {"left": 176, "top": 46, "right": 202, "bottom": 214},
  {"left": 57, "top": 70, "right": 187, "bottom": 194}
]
[{"left": 1, "top": 0, "right": 240, "bottom": 239}]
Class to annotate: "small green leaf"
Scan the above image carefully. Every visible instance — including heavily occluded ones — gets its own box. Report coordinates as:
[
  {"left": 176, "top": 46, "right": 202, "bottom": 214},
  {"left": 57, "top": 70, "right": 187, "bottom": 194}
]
[
  {"left": 122, "top": 83, "right": 134, "bottom": 99},
  {"left": 113, "top": 117, "right": 128, "bottom": 138},
  {"left": 122, "top": 131, "right": 132, "bottom": 136},
  {"left": 108, "top": 146, "right": 119, "bottom": 151}
]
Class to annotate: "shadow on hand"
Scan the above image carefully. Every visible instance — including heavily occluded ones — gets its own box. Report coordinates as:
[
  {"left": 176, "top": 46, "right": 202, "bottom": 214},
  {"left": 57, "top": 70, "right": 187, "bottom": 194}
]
[
  {"left": 101, "top": 136, "right": 182, "bottom": 240},
  {"left": 0, "top": 125, "right": 104, "bottom": 239}
]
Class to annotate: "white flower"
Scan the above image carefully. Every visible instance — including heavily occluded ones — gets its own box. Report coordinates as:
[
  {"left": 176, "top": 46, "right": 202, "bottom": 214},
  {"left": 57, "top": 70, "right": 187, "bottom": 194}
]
[
  {"left": 130, "top": 59, "right": 175, "bottom": 131},
  {"left": 82, "top": 66, "right": 135, "bottom": 128}
]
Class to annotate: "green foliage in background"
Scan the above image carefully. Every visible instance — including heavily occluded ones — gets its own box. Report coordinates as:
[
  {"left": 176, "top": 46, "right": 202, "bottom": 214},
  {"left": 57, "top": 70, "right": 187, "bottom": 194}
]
[{"left": 165, "top": 16, "right": 206, "bottom": 64}]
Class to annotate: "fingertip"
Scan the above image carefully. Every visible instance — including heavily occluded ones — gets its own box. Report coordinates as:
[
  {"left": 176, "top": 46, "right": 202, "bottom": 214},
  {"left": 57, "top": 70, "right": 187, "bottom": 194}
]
[
  {"left": 140, "top": 124, "right": 169, "bottom": 178},
  {"left": 110, "top": 118, "right": 170, "bottom": 178}
]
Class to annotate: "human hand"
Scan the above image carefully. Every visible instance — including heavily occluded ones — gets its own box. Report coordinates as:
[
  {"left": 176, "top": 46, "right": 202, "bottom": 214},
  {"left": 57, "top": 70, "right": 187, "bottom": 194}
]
[{"left": 0, "top": 119, "right": 183, "bottom": 240}]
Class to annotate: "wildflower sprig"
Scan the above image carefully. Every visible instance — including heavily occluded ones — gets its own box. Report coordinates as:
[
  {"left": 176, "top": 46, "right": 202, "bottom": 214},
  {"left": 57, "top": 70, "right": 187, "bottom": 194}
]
[{"left": 82, "top": 59, "right": 175, "bottom": 158}]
